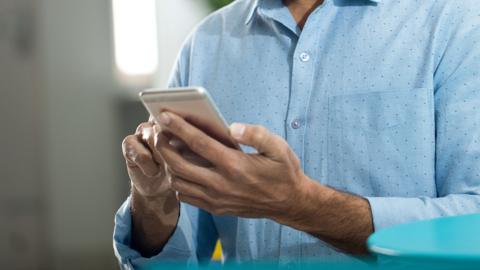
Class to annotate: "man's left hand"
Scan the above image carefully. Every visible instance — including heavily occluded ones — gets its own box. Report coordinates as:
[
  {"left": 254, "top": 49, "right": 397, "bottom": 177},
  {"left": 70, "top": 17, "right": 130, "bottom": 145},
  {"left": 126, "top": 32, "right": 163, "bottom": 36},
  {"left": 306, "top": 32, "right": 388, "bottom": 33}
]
[{"left": 155, "top": 111, "right": 312, "bottom": 224}]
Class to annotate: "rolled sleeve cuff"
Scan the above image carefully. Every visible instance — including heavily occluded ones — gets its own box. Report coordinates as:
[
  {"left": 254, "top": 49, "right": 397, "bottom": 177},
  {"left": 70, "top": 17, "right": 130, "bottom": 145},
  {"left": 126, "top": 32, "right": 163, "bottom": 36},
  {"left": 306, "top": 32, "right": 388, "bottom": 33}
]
[
  {"left": 366, "top": 196, "right": 431, "bottom": 232},
  {"left": 113, "top": 197, "right": 196, "bottom": 269}
]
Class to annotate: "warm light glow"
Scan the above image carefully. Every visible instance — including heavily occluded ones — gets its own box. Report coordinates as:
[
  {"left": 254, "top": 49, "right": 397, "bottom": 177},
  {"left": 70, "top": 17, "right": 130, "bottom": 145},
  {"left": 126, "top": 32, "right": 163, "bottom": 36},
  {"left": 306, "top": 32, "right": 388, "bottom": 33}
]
[{"left": 112, "top": 0, "right": 158, "bottom": 76}]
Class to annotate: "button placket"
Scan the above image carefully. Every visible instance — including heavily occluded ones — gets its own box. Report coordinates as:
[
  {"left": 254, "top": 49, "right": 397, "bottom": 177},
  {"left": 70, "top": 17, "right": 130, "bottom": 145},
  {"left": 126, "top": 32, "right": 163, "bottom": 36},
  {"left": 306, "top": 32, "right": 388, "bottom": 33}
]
[{"left": 280, "top": 1, "right": 331, "bottom": 258}]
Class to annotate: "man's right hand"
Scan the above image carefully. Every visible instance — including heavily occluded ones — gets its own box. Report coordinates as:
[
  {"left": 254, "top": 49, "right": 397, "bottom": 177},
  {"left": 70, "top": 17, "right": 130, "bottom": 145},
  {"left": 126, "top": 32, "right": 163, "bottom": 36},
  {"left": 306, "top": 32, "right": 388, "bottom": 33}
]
[
  {"left": 121, "top": 120, "right": 179, "bottom": 257},
  {"left": 122, "top": 119, "right": 211, "bottom": 256},
  {"left": 122, "top": 121, "right": 171, "bottom": 198}
]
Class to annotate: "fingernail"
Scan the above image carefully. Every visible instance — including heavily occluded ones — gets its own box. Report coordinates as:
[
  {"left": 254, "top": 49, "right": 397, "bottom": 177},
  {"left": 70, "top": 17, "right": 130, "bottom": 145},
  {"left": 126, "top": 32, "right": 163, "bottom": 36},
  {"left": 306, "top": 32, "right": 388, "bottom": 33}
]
[
  {"left": 159, "top": 113, "right": 171, "bottom": 125},
  {"left": 142, "top": 127, "right": 153, "bottom": 141},
  {"left": 230, "top": 123, "right": 245, "bottom": 139}
]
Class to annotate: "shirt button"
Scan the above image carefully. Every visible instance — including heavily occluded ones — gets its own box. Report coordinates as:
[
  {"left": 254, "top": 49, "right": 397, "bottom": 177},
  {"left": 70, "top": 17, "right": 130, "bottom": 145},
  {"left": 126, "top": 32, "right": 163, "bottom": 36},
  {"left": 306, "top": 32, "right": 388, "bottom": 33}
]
[
  {"left": 299, "top": 52, "right": 310, "bottom": 62},
  {"left": 291, "top": 119, "right": 302, "bottom": 129}
]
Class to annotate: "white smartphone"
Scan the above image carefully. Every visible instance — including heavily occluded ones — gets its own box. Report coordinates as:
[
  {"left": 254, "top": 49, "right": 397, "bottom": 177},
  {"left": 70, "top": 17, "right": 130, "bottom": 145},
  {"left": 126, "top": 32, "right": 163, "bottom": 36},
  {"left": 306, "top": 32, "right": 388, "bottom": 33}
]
[{"left": 139, "top": 87, "right": 241, "bottom": 151}]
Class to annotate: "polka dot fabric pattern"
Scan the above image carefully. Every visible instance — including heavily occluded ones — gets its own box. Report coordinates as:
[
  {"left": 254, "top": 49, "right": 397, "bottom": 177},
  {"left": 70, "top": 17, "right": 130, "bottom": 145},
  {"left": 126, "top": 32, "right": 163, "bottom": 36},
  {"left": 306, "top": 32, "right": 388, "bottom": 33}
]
[{"left": 113, "top": 0, "right": 480, "bottom": 267}]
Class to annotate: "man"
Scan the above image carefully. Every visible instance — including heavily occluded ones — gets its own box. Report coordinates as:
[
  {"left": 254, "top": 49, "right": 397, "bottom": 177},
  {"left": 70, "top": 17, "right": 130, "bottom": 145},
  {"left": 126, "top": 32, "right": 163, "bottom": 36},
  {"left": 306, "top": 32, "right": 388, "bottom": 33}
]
[{"left": 114, "top": 0, "right": 480, "bottom": 268}]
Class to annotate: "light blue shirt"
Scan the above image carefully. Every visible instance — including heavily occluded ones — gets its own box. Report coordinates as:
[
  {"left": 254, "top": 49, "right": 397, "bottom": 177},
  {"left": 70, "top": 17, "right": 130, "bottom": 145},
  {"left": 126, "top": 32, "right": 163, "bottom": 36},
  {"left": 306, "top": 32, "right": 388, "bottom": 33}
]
[{"left": 114, "top": 0, "right": 480, "bottom": 268}]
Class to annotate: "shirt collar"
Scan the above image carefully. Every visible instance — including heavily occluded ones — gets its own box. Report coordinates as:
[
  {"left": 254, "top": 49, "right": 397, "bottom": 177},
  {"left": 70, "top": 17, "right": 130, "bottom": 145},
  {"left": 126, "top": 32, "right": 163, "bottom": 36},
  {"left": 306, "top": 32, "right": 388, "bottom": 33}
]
[
  {"left": 244, "top": 0, "right": 383, "bottom": 25},
  {"left": 244, "top": 0, "right": 260, "bottom": 25}
]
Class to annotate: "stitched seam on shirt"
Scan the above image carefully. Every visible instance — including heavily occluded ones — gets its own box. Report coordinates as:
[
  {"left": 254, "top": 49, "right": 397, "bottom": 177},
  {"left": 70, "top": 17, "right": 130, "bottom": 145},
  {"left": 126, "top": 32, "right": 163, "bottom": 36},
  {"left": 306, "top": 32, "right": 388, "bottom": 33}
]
[{"left": 300, "top": 15, "right": 325, "bottom": 173}]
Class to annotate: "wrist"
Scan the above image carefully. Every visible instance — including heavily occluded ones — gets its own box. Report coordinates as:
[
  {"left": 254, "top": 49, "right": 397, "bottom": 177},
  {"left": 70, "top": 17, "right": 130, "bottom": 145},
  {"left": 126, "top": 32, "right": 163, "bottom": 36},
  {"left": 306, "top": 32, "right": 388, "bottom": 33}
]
[
  {"left": 272, "top": 174, "right": 313, "bottom": 226},
  {"left": 279, "top": 175, "right": 334, "bottom": 232},
  {"left": 130, "top": 187, "right": 180, "bottom": 257},
  {"left": 131, "top": 186, "right": 179, "bottom": 224}
]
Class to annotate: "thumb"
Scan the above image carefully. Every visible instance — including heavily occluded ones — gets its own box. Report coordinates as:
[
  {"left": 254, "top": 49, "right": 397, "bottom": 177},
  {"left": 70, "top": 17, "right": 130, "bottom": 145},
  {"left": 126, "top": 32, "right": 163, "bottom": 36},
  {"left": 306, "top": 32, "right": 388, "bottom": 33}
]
[{"left": 229, "top": 123, "right": 285, "bottom": 159}]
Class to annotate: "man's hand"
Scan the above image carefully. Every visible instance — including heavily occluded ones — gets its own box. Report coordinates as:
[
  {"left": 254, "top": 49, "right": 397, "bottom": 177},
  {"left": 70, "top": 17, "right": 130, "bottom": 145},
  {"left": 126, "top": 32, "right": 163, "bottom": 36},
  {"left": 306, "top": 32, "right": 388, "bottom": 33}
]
[
  {"left": 122, "top": 122, "right": 170, "bottom": 198},
  {"left": 157, "top": 112, "right": 373, "bottom": 255},
  {"left": 156, "top": 112, "right": 311, "bottom": 223},
  {"left": 122, "top": 119, "right": 208, "bottom": 257},
  {"left": 122, "top": 121, "right": 180, "bottom": 257}
]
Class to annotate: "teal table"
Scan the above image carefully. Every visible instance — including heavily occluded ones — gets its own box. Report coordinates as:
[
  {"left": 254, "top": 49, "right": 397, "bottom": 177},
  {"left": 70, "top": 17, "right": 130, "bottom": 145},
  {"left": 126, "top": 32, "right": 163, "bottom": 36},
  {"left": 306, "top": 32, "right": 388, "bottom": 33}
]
[
  {"left": 144, "top": 214, "right": 480, "bottom": 270},
  {"left": 368, "top": 214, "right": 480, "bottom": 268}
]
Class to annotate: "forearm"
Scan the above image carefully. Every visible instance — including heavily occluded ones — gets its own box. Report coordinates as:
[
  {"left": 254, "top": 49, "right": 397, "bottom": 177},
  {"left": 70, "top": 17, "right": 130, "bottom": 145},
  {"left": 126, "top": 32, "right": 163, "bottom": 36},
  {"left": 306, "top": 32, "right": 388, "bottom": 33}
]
[
  {"left": 279, "top": 177, "right": 373, "bottom": 255},
  {"left": 131, "top": 187, "right": 180, "bottom": 257}
]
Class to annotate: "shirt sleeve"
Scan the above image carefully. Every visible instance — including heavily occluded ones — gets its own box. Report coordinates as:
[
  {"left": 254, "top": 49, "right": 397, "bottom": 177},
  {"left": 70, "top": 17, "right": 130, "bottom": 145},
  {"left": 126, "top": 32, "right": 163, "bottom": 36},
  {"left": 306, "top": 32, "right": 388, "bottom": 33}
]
[
  {"left": 366, "top": 3, "right": 480, "bottom": 231},
  {"left": 113, "top": 35, "right": 219, "bottom": 268},
  {"left": 113, "top": 198, "right": 197, "bottom": 269},
  {"left": 113, "top": 197, "right": 219, "bottom": 269}
]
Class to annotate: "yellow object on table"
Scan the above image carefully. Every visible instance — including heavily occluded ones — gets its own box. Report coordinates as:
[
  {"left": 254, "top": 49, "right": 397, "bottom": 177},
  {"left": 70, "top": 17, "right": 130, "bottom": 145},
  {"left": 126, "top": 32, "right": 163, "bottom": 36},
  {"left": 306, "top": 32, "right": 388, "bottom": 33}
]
[{"left": 212, "top": 240, "right": 223, "bottom": 261}]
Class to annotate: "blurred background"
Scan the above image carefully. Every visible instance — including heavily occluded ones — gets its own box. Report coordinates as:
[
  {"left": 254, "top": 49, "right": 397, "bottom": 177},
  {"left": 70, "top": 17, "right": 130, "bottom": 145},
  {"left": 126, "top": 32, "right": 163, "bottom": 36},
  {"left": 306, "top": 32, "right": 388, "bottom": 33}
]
[{"left": 0, "top": 0, "right": 231, "bottom": 269}]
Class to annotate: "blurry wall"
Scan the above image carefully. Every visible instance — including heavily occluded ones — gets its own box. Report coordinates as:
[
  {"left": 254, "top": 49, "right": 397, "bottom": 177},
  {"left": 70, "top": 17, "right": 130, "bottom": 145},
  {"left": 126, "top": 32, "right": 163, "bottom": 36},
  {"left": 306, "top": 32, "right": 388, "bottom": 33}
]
[
  {"left": 0, "top": 0, "right": 45, "bottom": 269},
  {"left": 37, "top": 0, "right": 121, "bottom": 268},
  {"left": 154, "top": 0, "right": 210, "bottom": 88},
  {"left": 1, "top": 0, "right": 210, "bottom": 269}
]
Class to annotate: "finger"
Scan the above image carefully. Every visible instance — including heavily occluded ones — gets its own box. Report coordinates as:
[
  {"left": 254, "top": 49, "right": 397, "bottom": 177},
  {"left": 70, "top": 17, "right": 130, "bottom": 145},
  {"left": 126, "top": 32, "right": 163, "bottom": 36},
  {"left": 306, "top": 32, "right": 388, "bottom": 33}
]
[
  {"left": 158, "top": 112, "right": 234, "bottom": 166},
  {"left": 181, "top": 150, "right": 213, "bottom": 167},
  {"left": 141, "top": 125, "right": 155, "bottom": 147},
  {"left": 229, "top": 123, "right": 288, "bottom": 160},
  {"left": 136, "top": 122, "right": 165, "bottom": 166},
  {"left": 168, "top": 137, "right": 212, "bottom": 167},
  {"left": 157, "top": 131, "right": 219, "bottom": 187},
  {"left": 135, "top": 122, "right": 152, "bottom": 135},
  {"left": 125, "top": 160, "right": 144, "bottom": 177},
  {"left": 168, "top": 137, "right": 187, "bottom": 151},
  {"left": 168, "top": 138, "right": 212, "bottom": 167},
  {"left": 147, "top": 124, "right": 166, "bottom": 164},
  {"left": 177, "top": 193, "right": 214, "bottom": 213},
  {"left": 122, "top": 135, "right": 160, "bottom": 177},
  {"left": 170, "top": 176, "right": 213, "bottom": 201}
]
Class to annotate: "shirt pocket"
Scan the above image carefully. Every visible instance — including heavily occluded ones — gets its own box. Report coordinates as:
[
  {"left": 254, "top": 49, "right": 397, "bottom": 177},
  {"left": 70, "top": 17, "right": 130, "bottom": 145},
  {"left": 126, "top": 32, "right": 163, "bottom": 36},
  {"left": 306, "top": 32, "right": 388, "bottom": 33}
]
[
  {"left": 325, "top": 87, "right": 434, "bottom": 196},
  {"left": 328, "top": 87, "right": 429, "bottom": 132}
]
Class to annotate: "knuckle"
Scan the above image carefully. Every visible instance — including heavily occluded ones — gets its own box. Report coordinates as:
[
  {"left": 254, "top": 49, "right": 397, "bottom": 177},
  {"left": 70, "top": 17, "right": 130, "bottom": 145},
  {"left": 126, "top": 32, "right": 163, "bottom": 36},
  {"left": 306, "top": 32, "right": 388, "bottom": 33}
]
[
  {"left": 218, "top": 147, "right": 232, "bottom": 160},
  {"left": 223, "top": 158, "right": 237, "bottom": 172},
  {"left": 229, "top": 153, "right": 242, "bottom": 165},
  {"left": 225, "top": 159, "right": 243, "bottom": 177},
  {"left": 253, "top": 127, "right": 267, "bottom": 142},
  {"left": 134, "top": 153, "right": 150, "bottom": 163}
]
